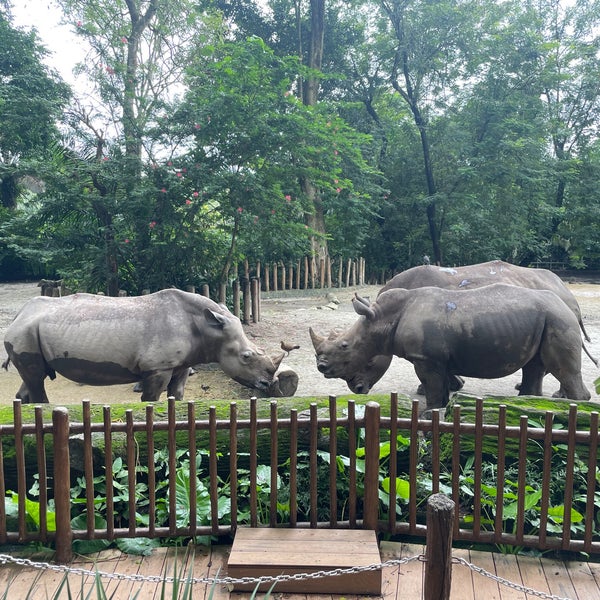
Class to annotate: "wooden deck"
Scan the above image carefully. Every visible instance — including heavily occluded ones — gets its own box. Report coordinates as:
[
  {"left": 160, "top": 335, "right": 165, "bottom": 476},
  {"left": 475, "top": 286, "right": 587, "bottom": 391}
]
[{"left": 1, "top": 541, "right": 599, "bottom": 599}]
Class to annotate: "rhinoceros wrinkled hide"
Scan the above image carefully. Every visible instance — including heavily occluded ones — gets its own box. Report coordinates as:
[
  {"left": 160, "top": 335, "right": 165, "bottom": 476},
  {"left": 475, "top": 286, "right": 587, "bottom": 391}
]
[
  {"left": 310, "top": 283, "right": 591, "bottom": 413},
  {"left": 3, "top": 289, "right": 284, "bottom": 403},
  {"left": 365, "top": 260, "right": 597, "bottom": 395}
]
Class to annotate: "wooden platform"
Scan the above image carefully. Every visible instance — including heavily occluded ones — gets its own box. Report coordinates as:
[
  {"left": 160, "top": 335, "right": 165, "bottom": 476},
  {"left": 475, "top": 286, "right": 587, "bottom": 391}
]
[
  {"left": 227, "top": 528, "right": 382, "bottom": 594},
  {"left": 1, "top": 541, "right": 599, "bottom": 598}
]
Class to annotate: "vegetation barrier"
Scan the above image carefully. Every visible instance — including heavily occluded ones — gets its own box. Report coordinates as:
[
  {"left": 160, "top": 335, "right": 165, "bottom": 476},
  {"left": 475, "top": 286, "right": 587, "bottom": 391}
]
[{"left": 0, "top": 394, "right": 598, "bottom": 563}]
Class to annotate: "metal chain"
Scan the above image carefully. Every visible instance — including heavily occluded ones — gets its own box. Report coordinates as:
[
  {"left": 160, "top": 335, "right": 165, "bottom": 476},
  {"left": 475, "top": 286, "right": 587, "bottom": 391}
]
[
  {"left": 0, "top": 552, "right": 418, "bottom": 587},
  {"left": 0, "top": 551, "right": 577, "bottom": 599},
  {"left": 452, "top": 555, "right": 574, "bottom": 600}
]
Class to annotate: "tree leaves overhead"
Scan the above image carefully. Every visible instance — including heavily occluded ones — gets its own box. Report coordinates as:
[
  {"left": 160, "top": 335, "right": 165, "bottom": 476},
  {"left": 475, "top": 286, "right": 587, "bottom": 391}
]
[{"left": 2, "top": 0, "right": 600, "bottom": 288}]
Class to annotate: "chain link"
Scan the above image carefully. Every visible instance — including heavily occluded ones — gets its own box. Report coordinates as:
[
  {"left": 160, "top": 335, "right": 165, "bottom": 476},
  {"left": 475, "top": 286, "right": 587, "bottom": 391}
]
[
  {"left": 0, "top": 551, "right": 577, "bottom": 599},
  {"left": 452, "top": 556, "right": 574, "bottom": 600}
]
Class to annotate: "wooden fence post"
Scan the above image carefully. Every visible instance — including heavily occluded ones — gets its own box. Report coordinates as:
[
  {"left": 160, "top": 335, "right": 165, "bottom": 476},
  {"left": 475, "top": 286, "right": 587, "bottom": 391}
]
[
  {"left": 243, "top": 278, "right": 251, "bottom": 323},
  {"left": 319, "top": 258, "right": 325, "bottom": 289},
  {"left": 363, "top": 401, "right": 380, "bottom": 530},
  {"left": 424, "top": 493, "right": 455, "bottom": 600},
  {"left": 345, "top": 258, "right": 352, "bottom": 287},
  {"left": 303, "top": 256, "right": 309, "bottom": 289},
  {"left": 251, "top": 277, "right": 260, "bottom": 323},
  {"left": 53, "top": 407, "right": 73, "bottom": 562},
  {"left": 232, "top": 279, "right": 240, "bottom": 319}
]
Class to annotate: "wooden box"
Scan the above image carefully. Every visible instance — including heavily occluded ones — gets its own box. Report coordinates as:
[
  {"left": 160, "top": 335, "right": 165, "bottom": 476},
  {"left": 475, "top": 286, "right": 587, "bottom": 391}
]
[{"left": 227, "top": 527, "right": 382, "bottom": 594}]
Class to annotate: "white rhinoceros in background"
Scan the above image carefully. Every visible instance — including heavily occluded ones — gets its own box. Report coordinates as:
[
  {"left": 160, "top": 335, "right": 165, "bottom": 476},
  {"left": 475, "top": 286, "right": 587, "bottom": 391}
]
[
  {"left": 3, "top": 289, "right": 285, "bottom": 403},
  {"left": 380, "top": 260, "right": 591, "bottom": 341},
  {"left": 310, "top": 284, "right": 591, "bottom": 413},
  {"left": 341, "top": 260, "right": 596, "bottom": 396}
]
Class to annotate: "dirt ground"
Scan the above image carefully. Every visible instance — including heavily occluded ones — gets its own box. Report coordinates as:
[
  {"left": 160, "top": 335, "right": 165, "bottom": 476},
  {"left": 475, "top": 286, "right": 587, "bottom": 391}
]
[{"left": 1, "top": 280, "right": 600, "bottom": 407}]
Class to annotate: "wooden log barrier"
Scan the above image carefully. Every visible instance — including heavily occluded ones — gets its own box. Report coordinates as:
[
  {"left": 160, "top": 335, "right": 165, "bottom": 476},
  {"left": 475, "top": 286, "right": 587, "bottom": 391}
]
[{"left": 424, "top": 493, "right": 455, "bottom": 600}]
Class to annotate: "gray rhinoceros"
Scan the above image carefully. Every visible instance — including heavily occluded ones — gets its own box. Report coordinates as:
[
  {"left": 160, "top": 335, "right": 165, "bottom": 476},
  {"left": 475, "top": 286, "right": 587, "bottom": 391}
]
[
  {"left": 3, "top": 289, "right": 285, "bottom": 403},
  {"left": 310, "top": 284, "right": 591, "bottom": 412},
  {"left": 347, "top": 260, "right": 595, "bottom": 395},
  {"left": 380, "top": 260, "right": 591, "bottom": 341}
]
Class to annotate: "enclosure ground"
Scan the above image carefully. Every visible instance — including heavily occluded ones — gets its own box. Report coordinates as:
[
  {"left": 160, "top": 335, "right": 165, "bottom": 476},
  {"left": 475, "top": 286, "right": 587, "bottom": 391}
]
[{"left": 1, "top": 280, "right": 600, "bottom": 406}]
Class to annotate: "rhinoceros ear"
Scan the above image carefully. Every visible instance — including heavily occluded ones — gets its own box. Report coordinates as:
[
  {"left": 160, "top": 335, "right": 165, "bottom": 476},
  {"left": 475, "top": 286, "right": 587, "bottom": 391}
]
[
  {"left": 352, "top": 295, "right": 376, "bottom": 320},
  {"left": 204, "top": 308, "right": 230, "bottom": 327},
  {"left": 354, "top": 293, "right": 371, "bottom": 307},
  {"left": 309, "top": 327, "right": 325, "bottom": 349}
]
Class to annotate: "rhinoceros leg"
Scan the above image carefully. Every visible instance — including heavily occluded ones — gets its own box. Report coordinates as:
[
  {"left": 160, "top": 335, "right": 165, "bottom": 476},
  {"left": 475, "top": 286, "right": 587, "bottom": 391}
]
[
  {"left": 553, "top": 375, "right": 591, "bottom": 401},
  {"left": 517, "top": 357, "right": 545, "bottom": 396},
  {"left": 139, "top": 370, "right": 174, "bottom": 402},
  {"left": 10, "top": 357, "right": 50, "bottom": 403},
  {"left": 416, "top": 375, "right": 463, "bottom": 395},
  {"left": 412, "top": 361, "right": 450, "bottom": 412},
  {"left": 166, "top": 366, "right": 191, "bottom": 400}
]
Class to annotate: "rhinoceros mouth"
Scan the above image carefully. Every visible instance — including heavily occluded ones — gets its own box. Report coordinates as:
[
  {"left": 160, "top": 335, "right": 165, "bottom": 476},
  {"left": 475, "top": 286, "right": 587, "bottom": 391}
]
[{"left": 348, "top": 378, "right": 371, "bottom": 394}]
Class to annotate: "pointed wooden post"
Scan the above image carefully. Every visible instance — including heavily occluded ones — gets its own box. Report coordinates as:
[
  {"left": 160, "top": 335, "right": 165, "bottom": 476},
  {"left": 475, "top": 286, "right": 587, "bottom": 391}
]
[
  {"left": 363, "top": 401, "right": 380, "bottom": 530},
  {"left": 424, "top": 493, "right": 454, "bottom": 600},
  {"left": 53, "top": 407, "right": 73, "bottom": 562}
]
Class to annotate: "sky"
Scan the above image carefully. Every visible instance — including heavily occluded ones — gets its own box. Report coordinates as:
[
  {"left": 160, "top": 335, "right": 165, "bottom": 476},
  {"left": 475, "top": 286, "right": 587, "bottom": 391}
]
[{"left": 10, "top": 0, "right": 84, "bottom": 85}]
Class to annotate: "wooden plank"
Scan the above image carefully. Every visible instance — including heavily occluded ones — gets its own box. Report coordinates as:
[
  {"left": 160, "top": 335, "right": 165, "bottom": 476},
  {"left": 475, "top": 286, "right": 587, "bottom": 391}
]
[
  {"left": 542, "top": 557, "right": 578, "bottom": 600},
  {"left": 379, "top": 541, "right": 402, "bottom": 600},
  {"left": 64, "top": 553, "right": 103, "bottom": 597},
  {"left": 396, "top": 543, "right": 423, "bottom": 600},
  {"left": 100, "top": 549, "right": 145, "bottom": 599},
  {"left": 465, "top": 550, "right": 501, "bottom": 599},
  {"left": 0, "top": 565, "right": 53, "bottom": 599},
  {"left": 492, "top": 553, "right": 526, "bottom": 599},
  {"left": 587, "top": 561, "right": 600, "bottom": 588},
  {"left": 130, "top": 546, "right": 171, "bottom": 600},
  {"left": 205, "top": 544, "right": 234, "bottom": 600},
  {"left": 450, "top": 548, "right": 475, "bottom": 600},
  {"left": 228, "top": 528, "right": 381, "bottom": 594},
  {"left": 564, "top": 560, "right": 600, "bottom": 600},
  {"left": 515, "top": 554, "right": 550, "bottom": 596}
]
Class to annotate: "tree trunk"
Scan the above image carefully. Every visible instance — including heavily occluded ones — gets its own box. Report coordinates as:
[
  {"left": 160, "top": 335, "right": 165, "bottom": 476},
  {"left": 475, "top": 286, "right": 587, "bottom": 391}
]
[{"left": 302, "top": 0, "right": 328, "bottom": 267}]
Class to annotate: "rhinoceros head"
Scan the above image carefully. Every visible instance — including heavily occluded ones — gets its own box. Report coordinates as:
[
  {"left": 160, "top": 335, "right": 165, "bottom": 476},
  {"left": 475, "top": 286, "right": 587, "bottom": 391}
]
[
  {"left": 205, "top": 308, "right": 285, "bottom": 392},
  {"left": 309, "top": 316, "right": 392, "bottom": 395}
]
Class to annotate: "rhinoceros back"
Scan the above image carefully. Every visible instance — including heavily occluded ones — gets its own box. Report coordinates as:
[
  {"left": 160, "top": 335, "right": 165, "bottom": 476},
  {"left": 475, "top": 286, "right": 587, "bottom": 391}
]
[{"left": 4, "top": 290, "right": 218, "bottom": 385}]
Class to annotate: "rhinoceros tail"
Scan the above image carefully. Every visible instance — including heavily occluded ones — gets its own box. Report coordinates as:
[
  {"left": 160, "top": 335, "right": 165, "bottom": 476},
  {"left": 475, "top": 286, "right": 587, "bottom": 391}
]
[
  {"left": 1, "top": 357, "right": 10, "bottom": 371},
  {"left": 583, "top": 341, "right": 599, "bottom": 368}
]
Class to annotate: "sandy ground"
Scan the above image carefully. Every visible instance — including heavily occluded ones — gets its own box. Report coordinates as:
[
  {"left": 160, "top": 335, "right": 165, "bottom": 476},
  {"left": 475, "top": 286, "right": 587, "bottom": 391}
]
[{"left": 1, "top": 281, "right": 599, "bottom": 406}]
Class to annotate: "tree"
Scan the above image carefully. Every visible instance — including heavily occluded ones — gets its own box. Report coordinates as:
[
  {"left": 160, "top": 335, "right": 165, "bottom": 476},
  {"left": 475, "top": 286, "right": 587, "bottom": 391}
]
[
  {"left": 173, "top": 36, "right": 379, "bottom": 280},
  {"left": 0, "top": 11, "right": 70, "bottom": 208},
  {"left": 46, "top": 0, "right": 203, "bottom": 293},
  {"left": 376, "top": 0, "right": 485, "bottom": 265}
]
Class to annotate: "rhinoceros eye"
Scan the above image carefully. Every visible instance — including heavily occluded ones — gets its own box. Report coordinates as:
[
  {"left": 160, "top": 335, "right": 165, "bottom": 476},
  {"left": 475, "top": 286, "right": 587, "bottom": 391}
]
[{"left": 241, "top": 350, "right": 254, "bottom": 361}]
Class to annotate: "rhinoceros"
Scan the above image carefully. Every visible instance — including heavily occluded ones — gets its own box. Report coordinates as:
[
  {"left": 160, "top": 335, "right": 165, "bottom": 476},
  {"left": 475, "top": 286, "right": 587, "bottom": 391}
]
[
  {"left": 310, "top": 284, "right": 591, "bottom": 412},
  {"left": 3, "top": 289, "right": 285, "bottom": 403},
  {"left": 380, "top": 260, "right": 591, "bottom": 340},
  {"left": 355, "top": 260, "right": 595, "bottom": 395}
]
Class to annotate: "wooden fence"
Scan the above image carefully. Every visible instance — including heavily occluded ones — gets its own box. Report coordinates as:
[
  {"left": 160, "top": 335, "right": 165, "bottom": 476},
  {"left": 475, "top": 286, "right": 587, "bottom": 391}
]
[{"left": 1, "top": 394, "right": 598, "bottom": 562}]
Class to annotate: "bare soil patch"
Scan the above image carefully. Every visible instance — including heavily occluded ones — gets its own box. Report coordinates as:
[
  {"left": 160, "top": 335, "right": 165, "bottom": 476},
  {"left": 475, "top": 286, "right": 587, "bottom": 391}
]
[{"left": 1, "top": 281, "right": 599, "bottom": 406}]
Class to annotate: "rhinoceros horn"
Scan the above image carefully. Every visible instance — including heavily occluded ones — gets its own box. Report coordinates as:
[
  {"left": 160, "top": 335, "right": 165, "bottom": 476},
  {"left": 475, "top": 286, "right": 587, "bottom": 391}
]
[
  {"left": 271, "top": 351, "right": 286, "bottom": 368},
  {"left": 309, "top": 327, "right": 325, "bottom": 349}
]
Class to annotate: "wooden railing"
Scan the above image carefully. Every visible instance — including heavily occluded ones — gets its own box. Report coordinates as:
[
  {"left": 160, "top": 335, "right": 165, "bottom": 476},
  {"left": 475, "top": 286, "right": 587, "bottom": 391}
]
[{"left": 0, "top": 394, "right": 598, "bottom": 562}]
